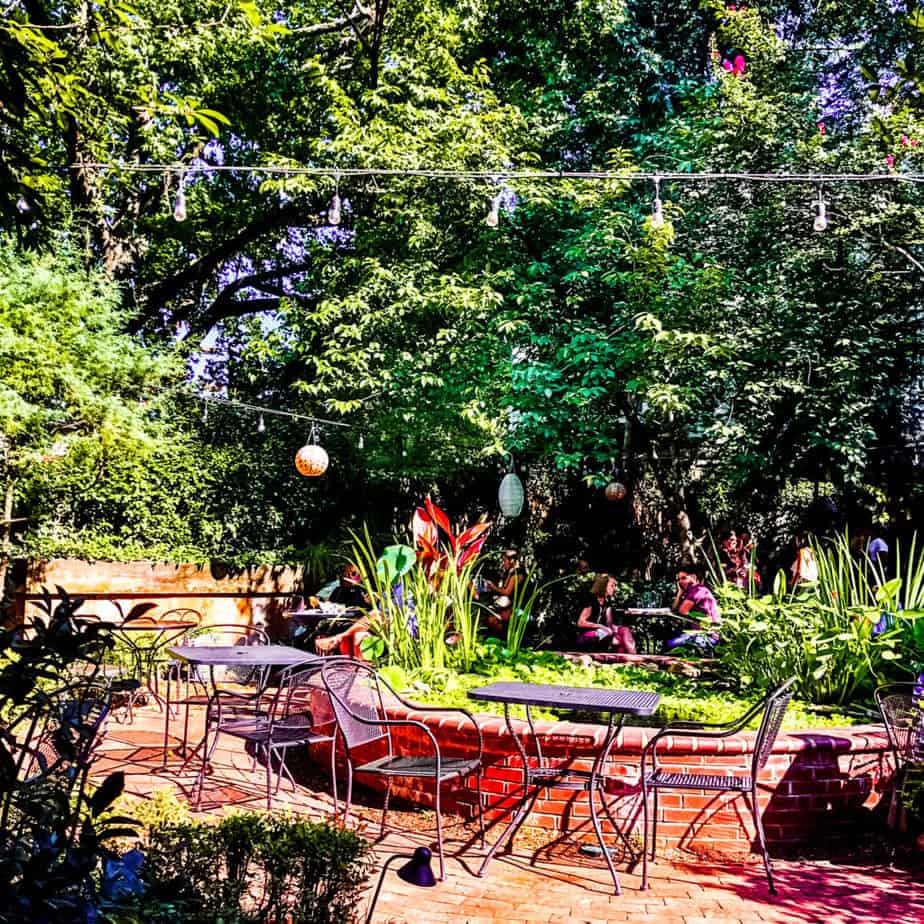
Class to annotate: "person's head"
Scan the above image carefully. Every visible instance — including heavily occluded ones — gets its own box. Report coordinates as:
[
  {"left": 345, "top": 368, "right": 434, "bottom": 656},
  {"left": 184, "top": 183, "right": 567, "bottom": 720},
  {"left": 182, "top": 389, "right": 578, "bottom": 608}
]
[
  {"left": 501, "top": 549, "right": 519, "bottom": 571},
  {"left": 795, "top": 532, "right": 809, "bottom": 549},
  {"left": 340, "top": 562, "right": 362, "bottom": 585},
  {"left": 676, "top": 565, "right": 700, "bottom": 590},
  {"left": 590, "top": 573, "right": 610, "bottom": 597},
  {"left": 575, "top": 557, "right": 591, "bottom": 575},
  {"left": 738, "top": 528, "right": 752, "bottom": 545}
]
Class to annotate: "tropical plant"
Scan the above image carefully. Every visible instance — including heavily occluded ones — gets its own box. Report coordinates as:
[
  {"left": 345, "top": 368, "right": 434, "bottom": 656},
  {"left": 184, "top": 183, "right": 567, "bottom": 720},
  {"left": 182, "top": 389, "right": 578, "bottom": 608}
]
[{"left": 353, "top": 499, "right": 491, "bottom": 674}]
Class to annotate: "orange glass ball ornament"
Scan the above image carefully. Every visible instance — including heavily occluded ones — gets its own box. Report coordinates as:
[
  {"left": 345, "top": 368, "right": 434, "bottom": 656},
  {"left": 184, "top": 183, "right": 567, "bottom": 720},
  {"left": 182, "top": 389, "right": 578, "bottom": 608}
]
[
  {"left": 605, "top": 481, "right": 627, "bottom": 502},
  {"left": 295, "top": 443, "right": 329, "bottom": 477}
]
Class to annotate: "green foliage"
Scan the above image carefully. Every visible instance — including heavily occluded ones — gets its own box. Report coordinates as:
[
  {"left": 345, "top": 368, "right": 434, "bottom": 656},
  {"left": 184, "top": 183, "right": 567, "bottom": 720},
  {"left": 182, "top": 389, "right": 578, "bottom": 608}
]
[
  {"left": 136, "top": 813, "right": 371, "bottom": 924},
  {"left": 389, "top": 644, "right": 855, "bottom": 729},
  {"left": 0, "top": 588, "right": 143, "bottom": 923},
  {"left": 714, "top": 533, "right": 924, "bottom": 704}
]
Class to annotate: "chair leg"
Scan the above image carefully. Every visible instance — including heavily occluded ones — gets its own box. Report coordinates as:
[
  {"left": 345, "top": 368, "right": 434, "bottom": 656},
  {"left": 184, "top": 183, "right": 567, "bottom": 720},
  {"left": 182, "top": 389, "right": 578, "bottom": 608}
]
[
  {"left": 640, "top": 773, "right": 650, "bottom": 891},
  {"left": 343, "top": 763, "right": 353, "bottom": 826},
  {"left": 380, "top": 776, "right": 392, "bottom": 840},
  {"left": 435, "top": 780, "right": 445, "bottom": 881},
  {"left": 476, "top": 767, "right": 485, "bottom": 848},
  {"left": 651, "top": 785, "right": 659, "bottom": 860},
  {"left": 329, "top": 737, "right": 338, "bottom": 817},
  {"left": 748, "top": 788, "right": 775, "bottom": 894},
  {"left": 265, "top": 744, "right": 273, "bottom": 811}
]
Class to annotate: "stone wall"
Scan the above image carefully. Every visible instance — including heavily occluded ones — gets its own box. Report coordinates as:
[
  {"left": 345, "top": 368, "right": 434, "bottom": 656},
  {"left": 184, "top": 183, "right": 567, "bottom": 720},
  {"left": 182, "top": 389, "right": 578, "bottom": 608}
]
[{"left": 15, "top": 559, "right": 304, "bottom": 638}]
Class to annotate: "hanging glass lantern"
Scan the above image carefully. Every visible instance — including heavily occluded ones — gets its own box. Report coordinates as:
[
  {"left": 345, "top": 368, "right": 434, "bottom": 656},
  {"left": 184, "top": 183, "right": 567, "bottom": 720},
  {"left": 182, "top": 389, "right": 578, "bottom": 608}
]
[
  {"left": 295, "top": 425, "right": 329, "bottom": 477},
  {"left": 498, "top": 460, "right": 525, "bottom": 517},
  {"left": 605, "top": 481, "right": 627, "bottom": 502}
]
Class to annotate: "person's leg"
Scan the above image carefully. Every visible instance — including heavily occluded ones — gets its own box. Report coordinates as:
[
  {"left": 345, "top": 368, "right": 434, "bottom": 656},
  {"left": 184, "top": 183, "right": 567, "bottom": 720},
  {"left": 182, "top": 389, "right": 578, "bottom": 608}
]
[{"left": 612, "top": 625, "right": 637, "bottom": 654}]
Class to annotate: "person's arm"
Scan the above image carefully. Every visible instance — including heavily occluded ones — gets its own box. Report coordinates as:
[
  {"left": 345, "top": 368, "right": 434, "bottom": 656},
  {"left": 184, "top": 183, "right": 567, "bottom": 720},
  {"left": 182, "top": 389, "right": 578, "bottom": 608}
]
[
  {"left": 576, "top": 605, "right": 598, "bottom": 630},
  {"left": 490, "top": 573, "right": 520, "bottom": 597},
  {"left": 676, "top": 598, "right": 696, "bottom": 617},
  {"left": 671, "top": 583, "right": 684, "bottom": 612}
]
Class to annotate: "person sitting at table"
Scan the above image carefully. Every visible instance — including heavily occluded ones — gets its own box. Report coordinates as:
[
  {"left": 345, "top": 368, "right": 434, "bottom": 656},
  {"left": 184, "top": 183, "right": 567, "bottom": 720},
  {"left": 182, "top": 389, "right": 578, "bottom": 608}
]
[
  {"left": 576, "top": 573, "right": 637, "bottom": 653},
  {"left": 665, "top": 564, "right": 721, "bottom": 653},
  {"left": 328, "top": 562, "right": 370, "bottom": 610},
  {"left": 484, "top": 548, "right": 525, "bottom": 636}
]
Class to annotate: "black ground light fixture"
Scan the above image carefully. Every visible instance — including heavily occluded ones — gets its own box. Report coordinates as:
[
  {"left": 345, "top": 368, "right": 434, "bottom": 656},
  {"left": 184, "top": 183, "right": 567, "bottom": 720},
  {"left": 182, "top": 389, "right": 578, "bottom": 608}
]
[{"left": 365, "top": 847, "right": 437, "bottom": 923}]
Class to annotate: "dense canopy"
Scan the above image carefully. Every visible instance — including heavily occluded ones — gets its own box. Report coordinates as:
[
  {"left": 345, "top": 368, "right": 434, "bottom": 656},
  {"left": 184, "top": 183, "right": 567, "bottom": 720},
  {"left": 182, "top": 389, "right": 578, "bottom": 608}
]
[{"left": 2, "top": 0, "right": 924, "bottom": 573}]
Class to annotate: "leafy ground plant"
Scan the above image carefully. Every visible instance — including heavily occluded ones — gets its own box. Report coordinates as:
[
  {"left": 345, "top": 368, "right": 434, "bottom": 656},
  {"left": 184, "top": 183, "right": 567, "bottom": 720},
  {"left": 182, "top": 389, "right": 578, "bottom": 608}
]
[{"left": 135, "top": 812, "right": 371, "bottom": 923}]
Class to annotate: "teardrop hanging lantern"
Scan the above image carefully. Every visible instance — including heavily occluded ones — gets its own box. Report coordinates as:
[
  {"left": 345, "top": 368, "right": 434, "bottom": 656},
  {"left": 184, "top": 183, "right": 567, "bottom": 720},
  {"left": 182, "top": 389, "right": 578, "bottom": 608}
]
[
  {"left": 498, "top": 457, "right": 525, "bottom": 517},
  {"left": 295, "top": 424, "right": 329, "bottom": 477},
  {"left": 605, "top": 480, "right": 627, "bottom": 502}
]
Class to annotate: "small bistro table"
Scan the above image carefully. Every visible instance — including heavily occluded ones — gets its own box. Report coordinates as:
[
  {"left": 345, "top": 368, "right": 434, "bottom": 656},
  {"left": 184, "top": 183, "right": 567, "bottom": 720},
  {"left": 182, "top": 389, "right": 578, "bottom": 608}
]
[
  {"left": 163, "top": 645, "right": 322, "bottom": 763},
  {"left": 468, "top": 681, "right": 660, "bottom": 895}
]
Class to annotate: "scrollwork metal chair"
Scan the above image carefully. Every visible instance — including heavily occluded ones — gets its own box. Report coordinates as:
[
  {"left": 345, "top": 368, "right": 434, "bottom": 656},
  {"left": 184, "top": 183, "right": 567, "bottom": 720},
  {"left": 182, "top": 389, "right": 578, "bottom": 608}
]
[
  {"left": 640, "top": 676, "right": 796, "bottom": 894},
  {"left": 321, "top": 659, "right": 485, "bottom": 881},
  {"left": 874, "top": 682, "right": 922, "bottom": 837}
]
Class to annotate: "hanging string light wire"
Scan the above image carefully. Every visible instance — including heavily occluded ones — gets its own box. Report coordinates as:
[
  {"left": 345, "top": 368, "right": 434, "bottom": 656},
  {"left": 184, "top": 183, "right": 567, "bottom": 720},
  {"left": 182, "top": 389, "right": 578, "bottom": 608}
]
[{"left": 67, "top": 163, "right": 924, "bottom": 183}]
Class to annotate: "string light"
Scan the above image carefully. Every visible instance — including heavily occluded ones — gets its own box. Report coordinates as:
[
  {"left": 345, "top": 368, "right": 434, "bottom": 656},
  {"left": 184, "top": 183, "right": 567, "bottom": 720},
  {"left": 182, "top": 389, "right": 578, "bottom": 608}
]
[
  {"left": 813, "top": 188, "right": 828, "bottom": 231},
  {"left": 257, "top": 412, "right": 265, "bottom": 433},
  {"left": 649, "top": 175, "right": 664, "bottom": 228},
  {"left": 485, "top": 191, "right": 502, "bottom": 227},
  {"left": 173, "top": 171, "right": 187, "bottom": 222},
  {"left": 327, "top": 172, "right": 342, "bottom": 226}
]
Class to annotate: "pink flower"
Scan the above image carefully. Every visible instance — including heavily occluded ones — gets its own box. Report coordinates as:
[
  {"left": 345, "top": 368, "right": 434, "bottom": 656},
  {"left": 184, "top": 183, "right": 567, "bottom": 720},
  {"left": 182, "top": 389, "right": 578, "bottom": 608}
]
[
  {"left": 817, "top": 122, "right": 826, "bottom": 136},
  {"left": 722, "top": 54, "right": 747, "bottom": 77},
  {"left": 886, "top": 154, "right": 895, "bottom": 168},
  {"left": 913, "top": 139, "right": 920, "bottom": 147},
  {"left": 902, "top": 135, "right": 910, "bottom": 146}
]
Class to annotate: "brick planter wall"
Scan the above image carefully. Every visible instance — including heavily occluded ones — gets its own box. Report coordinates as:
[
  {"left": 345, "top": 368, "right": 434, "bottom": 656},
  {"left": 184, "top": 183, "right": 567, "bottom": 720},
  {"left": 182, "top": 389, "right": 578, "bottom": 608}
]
[{"left": 308, "top": 696, "right": 894, "bottom": 856}]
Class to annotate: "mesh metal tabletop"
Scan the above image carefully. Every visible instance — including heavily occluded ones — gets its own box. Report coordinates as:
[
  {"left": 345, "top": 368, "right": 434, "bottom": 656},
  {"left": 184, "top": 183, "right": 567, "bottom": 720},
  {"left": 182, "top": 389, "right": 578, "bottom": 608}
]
[
  {"left": 468, "top": 682, "right": 660, "bottom": 715},
  {"left": 167, "top": 645, "right": 320, "bottom": 667}
]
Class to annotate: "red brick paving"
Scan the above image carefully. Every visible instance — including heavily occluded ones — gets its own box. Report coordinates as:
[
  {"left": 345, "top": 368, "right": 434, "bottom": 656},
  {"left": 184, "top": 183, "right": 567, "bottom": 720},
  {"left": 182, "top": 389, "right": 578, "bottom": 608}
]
[{"left": 94, "top": 706, "right": 924, "bottom": 924}]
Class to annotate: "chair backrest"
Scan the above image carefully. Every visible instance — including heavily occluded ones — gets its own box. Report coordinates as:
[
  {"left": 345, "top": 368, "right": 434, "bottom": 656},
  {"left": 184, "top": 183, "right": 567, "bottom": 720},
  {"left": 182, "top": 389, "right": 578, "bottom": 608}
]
[
  {"left": 875, "top": 682, "right": 920, "bottom": 764},
  {"left": 24, "top": 679, "right": 111, "bottom": 779},
  {"left": 321, "top": 660, "right": 389, "bottom": 752},
  {"left": 159, "top": 608, "right": 202, "bottom": 626},
  {"left": 751, "top": 676, "right": 797, "bottom": 775},
  {"left": 187, "top": 623, "right": 269, "bottom": 683}
]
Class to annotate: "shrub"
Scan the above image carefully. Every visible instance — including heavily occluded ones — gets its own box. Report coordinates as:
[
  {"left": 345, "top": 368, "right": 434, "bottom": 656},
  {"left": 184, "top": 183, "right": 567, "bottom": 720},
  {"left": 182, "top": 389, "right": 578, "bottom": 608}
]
[{"left": 135, "top": 813, "right": 371, "bottom": 923}]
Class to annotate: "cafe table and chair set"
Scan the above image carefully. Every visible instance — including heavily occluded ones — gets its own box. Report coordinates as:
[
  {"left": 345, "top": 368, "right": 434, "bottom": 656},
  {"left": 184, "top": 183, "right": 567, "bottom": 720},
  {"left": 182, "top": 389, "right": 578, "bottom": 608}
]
[{"left": 41, "top": 602, "right": 797, "bottom": 897}]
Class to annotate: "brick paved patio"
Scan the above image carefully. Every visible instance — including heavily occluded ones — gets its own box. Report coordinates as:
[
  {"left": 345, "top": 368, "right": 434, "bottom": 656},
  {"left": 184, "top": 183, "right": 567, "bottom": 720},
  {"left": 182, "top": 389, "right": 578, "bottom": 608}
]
[{"left": 93, "top": 706, "right": 924, "bottom": 924}]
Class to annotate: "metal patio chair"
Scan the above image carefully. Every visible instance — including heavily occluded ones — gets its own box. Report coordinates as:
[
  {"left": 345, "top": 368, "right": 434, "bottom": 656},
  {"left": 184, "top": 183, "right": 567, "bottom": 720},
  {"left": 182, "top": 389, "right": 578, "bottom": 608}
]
[
  {"left": 321, "top": 659, "right": 485, "bottom": 880},
  {"left": 640, "top": 676, "right": 797, "bottom": 894},
  {"left": 194, "top": 662, "right": 337, "bottom": 811},
  {"left": 874, "top": 682, "right": 923, "bottom": 835}
]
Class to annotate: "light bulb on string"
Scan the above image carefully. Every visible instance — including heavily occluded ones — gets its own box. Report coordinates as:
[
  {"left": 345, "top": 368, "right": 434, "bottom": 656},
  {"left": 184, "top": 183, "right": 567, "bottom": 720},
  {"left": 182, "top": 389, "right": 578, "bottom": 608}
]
[
  {"left": 173, "top": 171, "right": 187, "bottom": 222},
  {"left": 813, "top": 189, "right": 828, "bottom": 232},
  {"left": 257, "top": 412, "right": 265, "bottom": 433},
  {"left": 649, "top": 175, "right": 664, "bottom": 228},
  {"left": 202, "top": 400, "right": 209, "bottom": 424},
  {"left": 358, "top": 433, "right": 364, "bottom": 450},
  {"left": 485, "top": 192, "right": 502, "bottom": 227},
  {"left": 328, "top": 172, "right": 342, "bottom": 226}
]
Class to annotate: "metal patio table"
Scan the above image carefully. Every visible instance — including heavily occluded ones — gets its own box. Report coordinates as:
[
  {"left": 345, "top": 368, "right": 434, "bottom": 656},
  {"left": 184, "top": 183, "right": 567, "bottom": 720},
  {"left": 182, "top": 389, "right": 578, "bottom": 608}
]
[
  {"left": 468, "top": 681, "right": 660, "bottom": 895},
  {"left": 164, "top": 645, "right": 322, "bottom": 765}
]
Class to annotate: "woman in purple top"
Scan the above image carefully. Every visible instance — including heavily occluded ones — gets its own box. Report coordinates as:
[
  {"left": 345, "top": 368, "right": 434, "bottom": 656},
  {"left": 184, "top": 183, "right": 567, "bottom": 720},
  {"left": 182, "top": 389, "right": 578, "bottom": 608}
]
[{"left": 665, "top": 565, "right": 721, "bottom": 652}]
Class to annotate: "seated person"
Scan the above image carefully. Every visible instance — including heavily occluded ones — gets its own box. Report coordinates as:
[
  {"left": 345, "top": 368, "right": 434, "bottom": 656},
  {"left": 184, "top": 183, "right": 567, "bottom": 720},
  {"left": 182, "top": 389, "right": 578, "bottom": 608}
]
[
  {"left": 576, "top": 573, "right": 637, "bottom": 653},
  {"left": 484, "top": 548, "right": 525, "bottom": 636},
  {"left": 313, "top": 563, "right": 371, "bottom": 656},
  {"left": 665, "top": 565, "right": 721, "bottom": 653},
  {"left": 328, "top": 562, "right": 370, "bottom": 610}
]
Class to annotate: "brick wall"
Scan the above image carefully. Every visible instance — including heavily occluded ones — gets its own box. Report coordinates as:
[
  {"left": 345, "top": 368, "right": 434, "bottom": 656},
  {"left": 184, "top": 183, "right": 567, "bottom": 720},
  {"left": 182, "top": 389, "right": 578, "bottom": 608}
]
[{"left": 308, "top": 696, "right": 894, "bottom": 856}]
